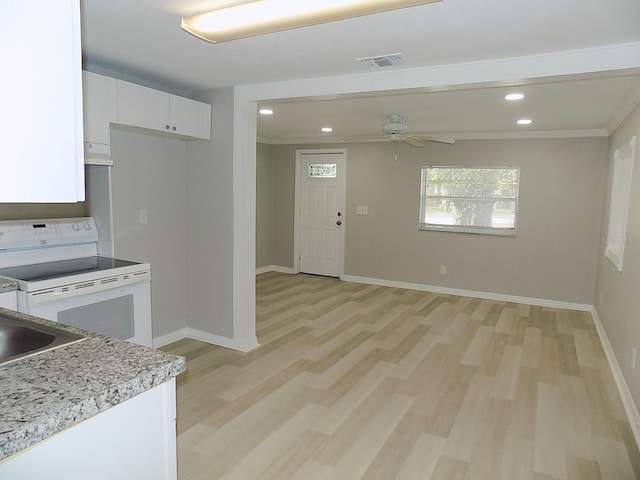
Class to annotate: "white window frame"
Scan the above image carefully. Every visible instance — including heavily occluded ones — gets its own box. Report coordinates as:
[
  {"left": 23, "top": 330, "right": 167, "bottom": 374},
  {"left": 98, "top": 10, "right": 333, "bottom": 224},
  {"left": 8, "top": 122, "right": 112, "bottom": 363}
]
[
  {"left": 605, "top": 136, "right": 636, "bottom": 272},
  {"left": 419, "top": 166, "right": 520, "bottom": 236}
]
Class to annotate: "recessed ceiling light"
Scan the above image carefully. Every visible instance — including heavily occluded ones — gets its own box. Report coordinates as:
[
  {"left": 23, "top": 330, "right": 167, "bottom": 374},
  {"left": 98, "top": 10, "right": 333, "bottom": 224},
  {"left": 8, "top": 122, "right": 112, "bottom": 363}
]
[
  {"left": 517, "top": 119, "right": 532, "bottom": 125},
  {"left": 321, "top": 127, "right": 333, "bottom": 133},
  {"left": 505, "top": 93, "right": 525, "bottom": 101},
  {"left": 259, "top": 108, "right": 274, "bottom": 115}
]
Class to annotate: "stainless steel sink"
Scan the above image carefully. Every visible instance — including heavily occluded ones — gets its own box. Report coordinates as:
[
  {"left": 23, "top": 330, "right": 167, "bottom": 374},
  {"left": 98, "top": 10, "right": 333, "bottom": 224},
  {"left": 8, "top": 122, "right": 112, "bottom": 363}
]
[{"left": 0, "top": 314, "right": 85, "bottom": 367}]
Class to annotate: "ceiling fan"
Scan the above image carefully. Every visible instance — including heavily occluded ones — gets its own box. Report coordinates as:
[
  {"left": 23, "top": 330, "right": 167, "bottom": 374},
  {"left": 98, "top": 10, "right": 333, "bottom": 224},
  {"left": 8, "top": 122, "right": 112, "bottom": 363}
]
[{"left": 343, "top": 114, "right": 455, "bottom": 147}]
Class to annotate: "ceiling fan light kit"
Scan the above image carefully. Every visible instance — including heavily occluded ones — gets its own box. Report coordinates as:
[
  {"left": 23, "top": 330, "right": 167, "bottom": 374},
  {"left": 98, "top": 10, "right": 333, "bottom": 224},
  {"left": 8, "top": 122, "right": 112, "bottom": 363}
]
[
  {"left": 343, "top": 114, "right": 455, "bottom": 147},
  {"left": 181, "top": 0, "right": 442, "bottom": 43},
  {"left": 382, "top": 114, "right": 409, "bottom": 134}
]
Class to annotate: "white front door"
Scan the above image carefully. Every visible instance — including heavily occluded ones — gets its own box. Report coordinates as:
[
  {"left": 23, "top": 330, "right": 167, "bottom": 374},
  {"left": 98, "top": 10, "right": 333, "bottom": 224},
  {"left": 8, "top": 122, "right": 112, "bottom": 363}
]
[{"left": 296, "top": 150, "right": 346, "bottom": 278}]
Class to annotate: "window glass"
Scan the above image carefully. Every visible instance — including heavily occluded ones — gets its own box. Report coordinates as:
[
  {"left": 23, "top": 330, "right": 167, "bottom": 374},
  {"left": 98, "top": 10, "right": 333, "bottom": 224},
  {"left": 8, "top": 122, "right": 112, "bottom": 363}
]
[
  {"left": 308, "top": 163, "right": 337, "bottom": 178},
  {"left": 419, "top": 166, "right": 519, "bottom": 235},
  {"left": 605, "top": 136, "right": 636, "bottom": 271}
]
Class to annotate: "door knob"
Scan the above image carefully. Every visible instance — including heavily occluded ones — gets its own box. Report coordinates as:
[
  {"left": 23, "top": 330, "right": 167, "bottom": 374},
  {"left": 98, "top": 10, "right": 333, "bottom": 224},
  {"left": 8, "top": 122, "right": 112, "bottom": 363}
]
[{"left": 336, "top": 221, "right": 342, "bottom": 226}]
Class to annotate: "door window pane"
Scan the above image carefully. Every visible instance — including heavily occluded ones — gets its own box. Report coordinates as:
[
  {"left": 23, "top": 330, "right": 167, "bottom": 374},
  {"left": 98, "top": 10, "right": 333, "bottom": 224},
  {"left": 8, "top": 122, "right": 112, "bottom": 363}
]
[{"left": 309, "top": 163, "right": 337, "bottom": 178}]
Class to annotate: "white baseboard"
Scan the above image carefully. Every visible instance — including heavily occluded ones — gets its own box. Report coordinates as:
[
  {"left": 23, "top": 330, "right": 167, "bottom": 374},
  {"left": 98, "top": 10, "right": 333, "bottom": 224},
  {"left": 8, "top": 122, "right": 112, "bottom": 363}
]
[
  {"left": 341, "top": 275, "right": 592, "bottom": 311},
  {"left": 153, "top": 328, "right": 189, "bottom": 348},
  {"left": 153, "top": 327, "right": 260, "bottom": 353},
  {"left": 252, "top": 270, "right": 591, "bottom": 310},
  {"left": 186, "top": 328, "right": 260, "bottom": 352},
  {"left": 591, "top": 308, "right": 640, "bottom": 449},
  {"left": 256, "top": 265, "right": 295, "bottom": 275}
]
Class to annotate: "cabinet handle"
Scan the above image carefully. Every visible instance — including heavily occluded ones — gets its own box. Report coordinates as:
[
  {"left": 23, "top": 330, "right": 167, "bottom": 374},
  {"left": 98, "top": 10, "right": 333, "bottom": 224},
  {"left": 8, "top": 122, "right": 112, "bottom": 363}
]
[
  {"left": 165, "top": 125, "right": 170, "bottom": 130},
  {"left": 172, "top": 126, "right": 177, "bottom": 131}
]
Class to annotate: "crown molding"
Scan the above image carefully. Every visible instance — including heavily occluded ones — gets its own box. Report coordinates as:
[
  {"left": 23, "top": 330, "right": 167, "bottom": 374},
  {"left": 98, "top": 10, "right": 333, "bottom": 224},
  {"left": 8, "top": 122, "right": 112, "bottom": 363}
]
[
  {"left": 257, "top": 129, "right": 609, "bottom": 145},
  {"left": 607, "top": 84, "right": 640, "bottom": 134}
]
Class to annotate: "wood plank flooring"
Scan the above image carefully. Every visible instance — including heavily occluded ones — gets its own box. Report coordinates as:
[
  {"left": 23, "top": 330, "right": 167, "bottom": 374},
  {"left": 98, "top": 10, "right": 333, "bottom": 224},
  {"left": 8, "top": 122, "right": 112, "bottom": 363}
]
[{"left": 162, "top": 272, "right": 640, "bottom": 480}]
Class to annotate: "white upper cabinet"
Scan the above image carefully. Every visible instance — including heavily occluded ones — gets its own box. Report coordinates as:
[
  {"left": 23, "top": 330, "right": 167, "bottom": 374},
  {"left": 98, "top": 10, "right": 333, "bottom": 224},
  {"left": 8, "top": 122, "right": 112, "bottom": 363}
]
[
  {"left": 0, "top": 0, "right": 84, "bottom": 203},
  {"left": 116, "top": 80, "right": 211, "bottom": 140},
  {"left": 170, "top": 95, "right": 212, "bottom": 140},
  {"left": 83, "top": 72, "right": 117, "bottom": 164},
  {"left": 116, "top": 80, "right": 171, "bottom": 133}
]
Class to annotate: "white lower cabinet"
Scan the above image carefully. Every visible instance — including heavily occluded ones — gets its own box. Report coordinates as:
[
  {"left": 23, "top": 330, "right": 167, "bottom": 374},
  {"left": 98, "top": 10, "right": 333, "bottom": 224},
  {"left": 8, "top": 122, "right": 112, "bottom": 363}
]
[
  {"left": 0, "top": 379, "right": 178, "bottom": 480},
  {"left": 0, "top": 291, "right": 17, "bottom": 310}
]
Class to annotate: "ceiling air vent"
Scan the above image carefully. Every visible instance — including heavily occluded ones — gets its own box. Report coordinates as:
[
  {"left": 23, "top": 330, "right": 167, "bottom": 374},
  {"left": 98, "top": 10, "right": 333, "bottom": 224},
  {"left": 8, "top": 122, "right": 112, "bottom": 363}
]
[{"left": 356, "top": 53, "right": 407, "bottom": 68}]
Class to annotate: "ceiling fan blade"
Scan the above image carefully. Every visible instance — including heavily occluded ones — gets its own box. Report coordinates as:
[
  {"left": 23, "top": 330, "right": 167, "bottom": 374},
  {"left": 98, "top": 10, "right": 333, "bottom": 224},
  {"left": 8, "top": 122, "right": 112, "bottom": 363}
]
[
  {"left": 412, "top": 135, "right": 456, "bottom": 145},
  {"left": 342, "top": 134, "right": 388, "bottom": 141},
  {"left": 399, "top": 136, "right": 425, "bottom": 148}
]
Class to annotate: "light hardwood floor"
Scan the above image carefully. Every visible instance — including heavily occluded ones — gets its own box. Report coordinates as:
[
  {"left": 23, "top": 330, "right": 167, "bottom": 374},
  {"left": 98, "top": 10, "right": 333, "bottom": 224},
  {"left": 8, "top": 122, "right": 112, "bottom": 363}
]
[{"left": 163, "top": 272, "right": 640, "bottom": 480}]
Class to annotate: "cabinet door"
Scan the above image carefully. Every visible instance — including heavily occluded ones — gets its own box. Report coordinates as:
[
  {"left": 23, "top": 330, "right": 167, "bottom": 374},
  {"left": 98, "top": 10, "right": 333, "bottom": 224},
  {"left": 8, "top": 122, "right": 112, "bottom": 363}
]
[
  {"left": 0, "top": 380, "right": 177, "bottom": 480},
  {"left": 0, "top": 0, "right": 84, "bottom": 203},
  {"left": 170, "top": 95, "right": 212, "bottom": 140},
  {"left": 116, "top": 80, "right": 170, "bottom": 133},
  {"left": 83, "top": 72, "right": 117, "bottom": 160}
]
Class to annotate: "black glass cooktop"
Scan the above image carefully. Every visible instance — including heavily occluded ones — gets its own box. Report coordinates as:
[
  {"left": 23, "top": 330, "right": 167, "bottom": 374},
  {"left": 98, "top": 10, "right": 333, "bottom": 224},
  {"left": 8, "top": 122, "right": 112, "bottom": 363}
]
[{"left": 0, "top": 256, "right": 141, "bottom": 283}]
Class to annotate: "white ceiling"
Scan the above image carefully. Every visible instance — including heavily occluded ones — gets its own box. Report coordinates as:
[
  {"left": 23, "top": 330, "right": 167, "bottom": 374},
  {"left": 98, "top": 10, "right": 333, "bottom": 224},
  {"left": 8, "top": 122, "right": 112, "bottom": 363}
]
[{"left": 81, "top": 0, "right": 640, "bottom": 142}]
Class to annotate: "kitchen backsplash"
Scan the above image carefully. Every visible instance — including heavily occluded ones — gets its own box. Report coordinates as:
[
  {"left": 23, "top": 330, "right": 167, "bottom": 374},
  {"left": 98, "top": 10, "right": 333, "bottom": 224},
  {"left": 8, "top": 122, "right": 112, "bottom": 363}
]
[{"left": 0, "top": 202, "right": 86, "bottom": 221}]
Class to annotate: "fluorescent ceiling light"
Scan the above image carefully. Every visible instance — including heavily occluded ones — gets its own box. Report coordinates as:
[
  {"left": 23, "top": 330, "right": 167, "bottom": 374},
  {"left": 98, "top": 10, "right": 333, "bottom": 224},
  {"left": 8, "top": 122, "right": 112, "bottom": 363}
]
[
  {"left": 181, "top": 0, "right": 442, "bottom": 43},
  {"left": 259, "top": 108, "right": 274, "bottom": 115},
  {"left": 517, "top": 119, "right": 532, "bottom": 125},
  {"left": 505, "top": 93, "right": 525, "bottom": 101},
  {"left": 321, "top": 127, "right": 333, "bottom": 132}
]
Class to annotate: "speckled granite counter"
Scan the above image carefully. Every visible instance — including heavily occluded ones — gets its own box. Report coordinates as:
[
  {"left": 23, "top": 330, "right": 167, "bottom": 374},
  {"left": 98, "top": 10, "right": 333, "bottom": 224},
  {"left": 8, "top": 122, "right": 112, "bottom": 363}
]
[{"left": 0, "top": 307, "right": 185, "bottom": 461}]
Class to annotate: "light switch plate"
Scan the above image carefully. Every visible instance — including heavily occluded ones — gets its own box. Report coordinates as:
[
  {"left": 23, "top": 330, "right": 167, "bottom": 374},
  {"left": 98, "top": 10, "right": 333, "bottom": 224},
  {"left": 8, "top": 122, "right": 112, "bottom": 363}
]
[{"left": 356, "top": 206, "right": 368, "bottom": 215}]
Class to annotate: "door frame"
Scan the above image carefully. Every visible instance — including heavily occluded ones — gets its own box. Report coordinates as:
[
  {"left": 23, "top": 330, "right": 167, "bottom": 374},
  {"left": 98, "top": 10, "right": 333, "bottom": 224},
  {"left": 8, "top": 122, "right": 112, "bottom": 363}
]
[{"left": 293, "top": 148, "right": 347, "bottom": 278}]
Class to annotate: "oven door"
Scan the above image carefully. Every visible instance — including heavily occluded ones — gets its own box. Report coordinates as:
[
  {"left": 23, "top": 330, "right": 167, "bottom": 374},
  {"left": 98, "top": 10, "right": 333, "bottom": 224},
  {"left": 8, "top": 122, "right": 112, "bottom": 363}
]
[{"left": 17, "top": 281, "right": 152, "bottom": 348}]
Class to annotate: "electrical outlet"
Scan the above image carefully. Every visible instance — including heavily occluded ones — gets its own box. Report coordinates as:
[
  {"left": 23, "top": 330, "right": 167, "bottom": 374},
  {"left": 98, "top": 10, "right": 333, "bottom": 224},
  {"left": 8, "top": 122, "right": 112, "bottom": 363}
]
[
  {"left": 440, "top": 265, "right": 447, "bottom": 275},
  {"left": 138, "top": 209, "right": 148, "bottom": 225}
]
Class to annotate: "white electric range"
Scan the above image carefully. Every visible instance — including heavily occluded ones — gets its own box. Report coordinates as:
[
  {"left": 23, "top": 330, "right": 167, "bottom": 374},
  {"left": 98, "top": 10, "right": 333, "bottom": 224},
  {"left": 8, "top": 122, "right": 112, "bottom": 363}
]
[{"left": 0, "top": 218, "right": 152, "bottom": 347}]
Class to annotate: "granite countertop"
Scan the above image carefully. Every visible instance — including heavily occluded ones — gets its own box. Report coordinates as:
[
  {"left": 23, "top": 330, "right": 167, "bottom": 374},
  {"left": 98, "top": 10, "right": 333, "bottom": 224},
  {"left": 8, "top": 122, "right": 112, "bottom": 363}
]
[
  {"left": 0, "top": 278, "right": 18, "bottom": 293},
  {"left": 0, "top": 307, "right": 185, "bottom": 461}
]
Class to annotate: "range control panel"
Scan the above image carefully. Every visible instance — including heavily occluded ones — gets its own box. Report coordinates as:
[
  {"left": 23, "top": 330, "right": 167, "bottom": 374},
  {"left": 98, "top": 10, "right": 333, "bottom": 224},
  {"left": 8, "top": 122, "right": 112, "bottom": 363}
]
[{"left": 0, "top": 218, "right": 98, "bottom": 251}]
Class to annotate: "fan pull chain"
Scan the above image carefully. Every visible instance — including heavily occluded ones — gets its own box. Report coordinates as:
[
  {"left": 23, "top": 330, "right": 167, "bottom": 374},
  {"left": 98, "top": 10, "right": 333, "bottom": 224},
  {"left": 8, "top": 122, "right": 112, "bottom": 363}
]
[{"left": 394, "top": 141, "right": 398, "bottom": 162}]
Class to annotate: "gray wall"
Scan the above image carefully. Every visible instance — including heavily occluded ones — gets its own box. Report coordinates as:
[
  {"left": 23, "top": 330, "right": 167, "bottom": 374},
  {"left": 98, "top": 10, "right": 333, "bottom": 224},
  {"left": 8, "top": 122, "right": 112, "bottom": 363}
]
[
  {"left": 594, "top": 102, "right": 640, "bottom": 411},
  {"left": 110, "top": 129, "right": 188, "bottom": 339},
  {"left": 258, "top": 137, "right": 608, "bottom": 305},
  {"left": 256, "top": 142, "right": 296, "bottom": 269},
  {"left": 272, "top": 146, "right": 296, "bottom": 268},
  {"left": 256, "top": 143, "right": 275, "bottom": 268},
  {"left": 185, "top": 87, "right": 234, "bottom": 338}
]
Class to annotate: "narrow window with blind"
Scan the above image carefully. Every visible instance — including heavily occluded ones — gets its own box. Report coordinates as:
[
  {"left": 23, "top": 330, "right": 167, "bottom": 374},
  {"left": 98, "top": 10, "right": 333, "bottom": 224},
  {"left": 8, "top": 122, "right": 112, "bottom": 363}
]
[
  {"left": 419, "top": 166, "right": 520, "bottom": 235},
  {"left": 605, "top": 136, "right": 635, "bottom": 271}
]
